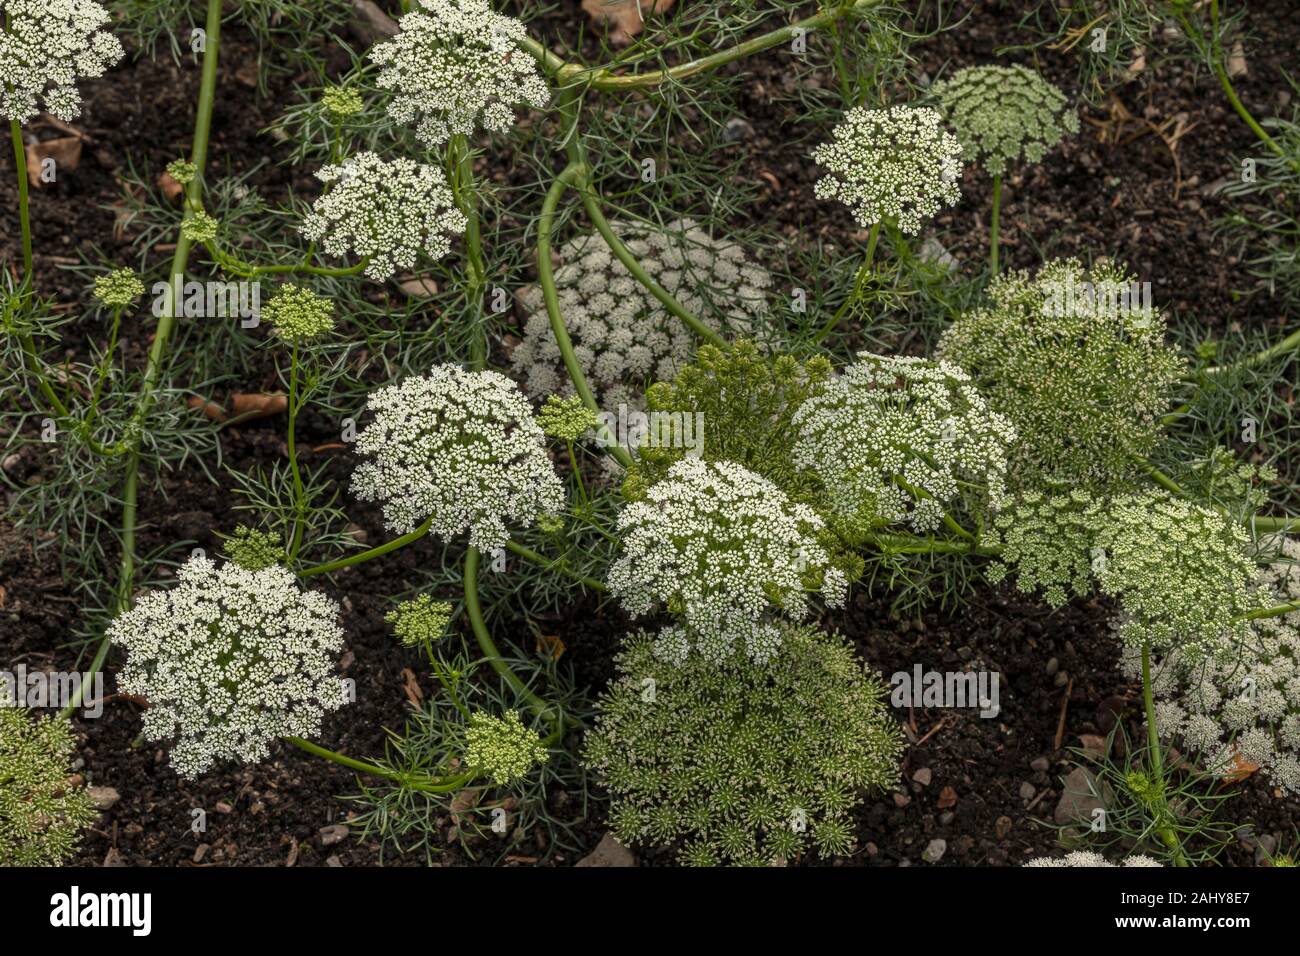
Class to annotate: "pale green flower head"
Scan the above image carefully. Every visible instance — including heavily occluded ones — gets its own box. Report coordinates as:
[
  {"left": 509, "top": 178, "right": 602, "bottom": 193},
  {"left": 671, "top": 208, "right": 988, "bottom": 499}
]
[
  {"left": 538, "top": 394, "right": 596, "bottom": 442},
  {"left": 0, "top": 709, "right": 98, "bottom": 866},
  {"left": 465, "top": 709, "right": 548, "bottom": 786},
  {"left": 934, "top": 65, "right": 1079, "bottom": 176},
  {"left": 386, "top": 594, "right": 453, "bottom": 647},
  {"left": 222, "top": 525, "right": 285, "bottom": 571},
  {"left": 181, "top": 210, "right": 218, "bottom": 243},
  {"left": 263, "top": 284, "right": 335, "bottom": 343},
  {"left": 584, "top": 624, "right": 901, "bottom": 867},
  {"left": 937, "top": 258, "right": 1184, "bottom": 492},
  {"left": 321, "top": 85, "right": 363, "bottom": 118},
  {"left": 166, "top": 158, "right": 197, "bottom": 185},
  {"left": 92, "top": 267, "right": 145, "bottom": 308}
]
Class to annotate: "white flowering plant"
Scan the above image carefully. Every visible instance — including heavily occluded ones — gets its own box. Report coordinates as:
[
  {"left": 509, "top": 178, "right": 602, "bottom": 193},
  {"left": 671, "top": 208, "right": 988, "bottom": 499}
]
[{"left": 5, "top": 0, "right": 1300, "bottom": 876}]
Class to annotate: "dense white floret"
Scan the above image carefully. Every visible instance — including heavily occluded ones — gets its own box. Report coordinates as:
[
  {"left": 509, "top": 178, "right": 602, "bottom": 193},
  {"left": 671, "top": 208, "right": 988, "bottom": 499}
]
[
  {"left": 792, "top": 353, "right": 1015, "bottom": 534},
  {"left": 511, "top": 218, "right": 770, "bottom": 409},
  {"left": 1025, "top": 851, "right": 1162, "bottom": 867},
  {"left": 107, "top": 557, "right": 348, "bottom": 778},
  {"left": 0, "top": 0, "right": 123, "bottom": 123},
  {"left": 1123, "top": 537, "right": 1300, "bottom": 795},
  {"left": 298, "top": 151, "right": 467, "bottom": 281},
  {"left": 607, "top": 458, "right": 846, "bottom": 664},
  {"left": 812, "top": 105, "right": 962, "bottom": 234},
  {"left": 370, "top": 0, "right": 549, "bottom": 145},
  {"left": 350, "top": 365, "right": 564, "bottom": 551}
]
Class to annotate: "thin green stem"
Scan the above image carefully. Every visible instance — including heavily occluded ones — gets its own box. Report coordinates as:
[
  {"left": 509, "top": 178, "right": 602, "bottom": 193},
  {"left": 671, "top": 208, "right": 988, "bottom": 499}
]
[
  {"left": 504, "top": 540, "right": 608, "bottom": 592},
  {"left": 537, "top": 161, "right": 635, "bottom": 469},
  {"left": 1141, "top": 643, "right": 1189, "bottom": 867},
  {"left": 577, "top": 176, "right": 724, "bottom": 349},
  {"left": 286, "top": 341, "right": 306, "bottom": 561},
  {"left": 989, "top": 174, "right": 1002, "bottom": 275},
  {"left": 464, "top": 547, "right": 564, "bottom": 727},
  {"left": 63, "top": 0, "right": 225, "bottom": 717},
  {"left": 813, "top": 219, "right": 881, "bottom": 344},
  {"left": 519, "top": 0, "right": 883, "bottom": 91},
  {"left": 285, "top": 736, "right": 472, "bottom": 792},
  {"left": 298, "top": 516, "right": 433, "bottom": 577}
]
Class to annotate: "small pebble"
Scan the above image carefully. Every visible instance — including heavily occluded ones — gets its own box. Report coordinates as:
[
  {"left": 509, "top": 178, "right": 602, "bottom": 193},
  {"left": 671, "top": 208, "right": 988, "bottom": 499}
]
[{"left": 922, "top": 838, "right": 947, "bottom": 863}]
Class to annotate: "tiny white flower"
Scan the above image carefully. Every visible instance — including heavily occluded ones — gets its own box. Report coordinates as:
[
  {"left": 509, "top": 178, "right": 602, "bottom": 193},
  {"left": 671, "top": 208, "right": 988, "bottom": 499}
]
[
  {"left": 812, "top": 105, "right": 962, "bottom": 234},
  {"left": 107, "top": 557, "right": 348, "bottom": 778},
  {"left": 608, "top": 458, "right": 845, "bottom": 664},
  {"left": 370, "top": 0, "right": 549, "bottom": 145},
  {"left": 350, "top": 365, "right": 564, "bottom": 551},
  {"left": 0, "top": 0, "right": 123, "bottom": 123},
  {"left": 298, "top": 151, "right": 467, "bottom": 281}
]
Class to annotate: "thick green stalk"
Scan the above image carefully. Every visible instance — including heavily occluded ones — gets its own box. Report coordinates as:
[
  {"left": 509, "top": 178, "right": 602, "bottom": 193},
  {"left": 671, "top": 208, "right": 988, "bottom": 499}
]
[
  {"left": 449, "top": 133, "right": 487, "bottom": 367},
  {"left": 464, "top": 547, "right": 564, "bottom": 729},
  {"left": 519, "top": 0, "right": 884, "bottom": 91},
  {"left": 61, "top": 0, "right": 224, "bottom": 717},
  {"left": 9, "top": 119, "right": 32, "bottom": 279},
  {"left": 537, "top": 162, "right": 635, "bottom": 469}
]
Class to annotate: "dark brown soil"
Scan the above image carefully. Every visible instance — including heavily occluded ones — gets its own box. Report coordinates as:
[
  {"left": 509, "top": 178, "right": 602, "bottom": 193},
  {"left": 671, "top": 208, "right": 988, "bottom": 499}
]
[{"left": 2, "top": 0, "right": 1297, "bottom": 867}]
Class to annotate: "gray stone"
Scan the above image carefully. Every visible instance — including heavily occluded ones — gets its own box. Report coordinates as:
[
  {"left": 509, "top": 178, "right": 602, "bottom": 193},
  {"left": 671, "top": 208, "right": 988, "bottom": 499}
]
[{"left": 576, "top": 831, "right": 637, "bottom": 867}]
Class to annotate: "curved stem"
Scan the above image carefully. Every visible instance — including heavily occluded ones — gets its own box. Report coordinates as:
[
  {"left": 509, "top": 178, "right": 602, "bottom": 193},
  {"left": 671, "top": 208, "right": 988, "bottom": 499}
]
[
  {"left": 1200, "top": 1, "right": 1289, "bottom": 165},
  {"left": 577, "top": 182, "right": 725, "bottom": 349},
  {"left": 298, "top": 516, "right": 433, "bottom": 577},
  {"left": 537, "top": 161, "right": 635, "bottom": 469},
  {"left": 463, "top": 547, "right": 565, "bottom": 727},
  {"left": 63, "top": 0, "right": 225, "bottom": 717},
  {"left": 519, "top": 0, "right": 884, "bottom": 92}
]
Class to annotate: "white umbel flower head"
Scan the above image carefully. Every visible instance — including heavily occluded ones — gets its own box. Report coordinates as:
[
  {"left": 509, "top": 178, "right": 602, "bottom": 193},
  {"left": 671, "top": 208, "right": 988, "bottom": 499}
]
[
  {"left": 106, "top": 557, "right": 348, "bottom": 779},
  {"left": 812, "top": 105, "right": 962, "bottom": 234},
  {"left": 607, "top": 458, "right": 847, "bottom": 664},
  {"left": 1122, "top": 536, "right": 1300, "bottom": 795},
  {"left": 1025, "top": 851, "right": 1162, "bottom": 867},
  {"left": 0, "top": 0, "right": 123, "bottom": 123},
  {"left": 511, "top": 218, "right": 770, "bottom": 409},
  {"left": 298, "top": 151, "right": 468, "bottom": 281},
  {"left": 792, "top": 353, "right": 1016, "bottom": 534},
  {"left": 350, "top": 365, "right": 564, "bottom": 551},
  {"left": 370, "top": 0, "right": 549, "bottom": 145}
]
